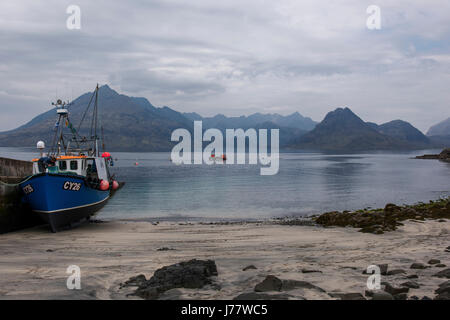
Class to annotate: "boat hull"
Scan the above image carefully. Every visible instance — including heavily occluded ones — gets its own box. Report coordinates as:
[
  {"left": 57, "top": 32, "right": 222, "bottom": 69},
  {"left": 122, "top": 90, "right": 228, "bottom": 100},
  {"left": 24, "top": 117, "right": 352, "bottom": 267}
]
[{"left": 20, "top": 174, "right": 110, "bottom": 232}]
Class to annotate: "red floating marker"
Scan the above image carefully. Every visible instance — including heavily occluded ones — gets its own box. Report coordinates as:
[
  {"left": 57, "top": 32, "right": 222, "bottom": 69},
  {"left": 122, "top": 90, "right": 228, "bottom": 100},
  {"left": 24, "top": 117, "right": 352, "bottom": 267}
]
[{"left": 99, "top": 180, "right": 110, "bottom": 191}]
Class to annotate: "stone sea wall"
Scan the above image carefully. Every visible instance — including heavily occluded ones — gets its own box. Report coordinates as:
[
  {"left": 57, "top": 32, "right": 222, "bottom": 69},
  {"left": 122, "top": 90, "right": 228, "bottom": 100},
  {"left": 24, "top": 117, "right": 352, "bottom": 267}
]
[
  {"left": 0, "top": 157, "right": 33, "bottom": 180},
  {"left": 0, "top": 157, "right": 40, "bottom": 233}
]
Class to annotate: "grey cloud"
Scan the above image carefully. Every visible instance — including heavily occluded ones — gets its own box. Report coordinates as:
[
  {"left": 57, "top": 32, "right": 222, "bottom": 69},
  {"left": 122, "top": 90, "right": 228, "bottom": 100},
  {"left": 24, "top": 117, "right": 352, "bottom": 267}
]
[
  {"left": 109, "top": 69, "right": 225, "bottom": 96},
  {"left": 1, "top": 0, "right": 450, "bottom": 132}
]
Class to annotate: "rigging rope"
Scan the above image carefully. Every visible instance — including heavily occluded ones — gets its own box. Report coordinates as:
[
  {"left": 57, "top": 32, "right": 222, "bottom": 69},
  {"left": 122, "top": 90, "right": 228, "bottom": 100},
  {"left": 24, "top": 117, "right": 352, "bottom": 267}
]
[{"left": 0, "top": 175, "right": 34, "bottom": 187}]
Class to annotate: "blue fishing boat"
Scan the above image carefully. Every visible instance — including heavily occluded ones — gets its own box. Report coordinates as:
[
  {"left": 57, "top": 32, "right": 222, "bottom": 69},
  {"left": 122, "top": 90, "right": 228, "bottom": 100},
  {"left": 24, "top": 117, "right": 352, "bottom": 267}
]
[{"left": 20, "top": 85, "right": 121, "bottom": 232}]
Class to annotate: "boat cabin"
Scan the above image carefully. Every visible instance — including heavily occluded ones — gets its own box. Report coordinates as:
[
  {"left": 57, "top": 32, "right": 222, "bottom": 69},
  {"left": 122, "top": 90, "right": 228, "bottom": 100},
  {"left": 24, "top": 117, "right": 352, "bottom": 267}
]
[{"left": 32, "top": 156, "right": 109, "bottom": 181}]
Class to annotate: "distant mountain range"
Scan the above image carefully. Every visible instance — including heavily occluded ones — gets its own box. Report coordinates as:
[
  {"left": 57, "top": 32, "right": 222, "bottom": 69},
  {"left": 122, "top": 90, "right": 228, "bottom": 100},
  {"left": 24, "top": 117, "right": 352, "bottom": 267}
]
[
  {"left": 183, "top": 111, "right": 316, "bottom": 148},
  {"left": 0, "top": 85, "right": 315, "bottom": 151},
  {"left": 0, "top": 85, "right": 448, "bottom": 152},
  {"left": 184, "top": 111, "right": 317, "bottom": 131}
]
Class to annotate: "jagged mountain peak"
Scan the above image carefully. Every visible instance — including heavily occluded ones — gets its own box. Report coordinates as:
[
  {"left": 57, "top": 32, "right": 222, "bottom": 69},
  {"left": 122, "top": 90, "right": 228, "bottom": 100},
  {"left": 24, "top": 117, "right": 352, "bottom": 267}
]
[
  {"left": 319, "top": 107, "right": 368, "bottom": 130},
  {"left": 294, "top": 107, "right": 430, "bottom": 151}
]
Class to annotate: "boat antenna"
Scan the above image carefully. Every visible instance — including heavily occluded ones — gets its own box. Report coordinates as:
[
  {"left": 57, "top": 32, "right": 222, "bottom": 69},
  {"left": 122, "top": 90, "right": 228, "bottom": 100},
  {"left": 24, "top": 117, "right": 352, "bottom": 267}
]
[
  {"left": 101, "top": 125, "right": 105, "bottom": 152},
  {"left": 90, "top": 84, "right": 100, "bottom": 156}
]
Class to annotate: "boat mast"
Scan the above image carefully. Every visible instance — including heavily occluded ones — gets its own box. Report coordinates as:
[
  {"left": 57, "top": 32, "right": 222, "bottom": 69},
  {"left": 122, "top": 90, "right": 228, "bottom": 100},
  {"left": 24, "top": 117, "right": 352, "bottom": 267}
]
[
  {"left": 87, "top": 84, "right": 100, "bottom": 157},
  {"left": 47, "top": 84, "right": 101, "bottom": 158},
  {"left": 93, "top": 84, "right": 99, "bottom": 157},
  {"left": 49, "top": 99, "right": 70, "bottom": 157}
]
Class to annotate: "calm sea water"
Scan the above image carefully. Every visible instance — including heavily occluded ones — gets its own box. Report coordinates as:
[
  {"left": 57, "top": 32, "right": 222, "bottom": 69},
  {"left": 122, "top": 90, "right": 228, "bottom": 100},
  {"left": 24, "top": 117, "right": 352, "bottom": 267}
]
[{"left": 1, "top": 147, "right": 449, "bottom": 221}]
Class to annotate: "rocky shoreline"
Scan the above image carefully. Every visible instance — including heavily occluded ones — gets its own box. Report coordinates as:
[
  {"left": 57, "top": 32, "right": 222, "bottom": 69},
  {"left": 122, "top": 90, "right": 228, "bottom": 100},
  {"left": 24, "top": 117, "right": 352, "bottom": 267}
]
[
  {"left": 312, "top": 198, "right": 450, "bottom": 234},
  {"left": 415, "top": 148, "right": 450, "bottom": 162},
  {"left": 119, "top": 196, "right": 449, "bottom": 237}
]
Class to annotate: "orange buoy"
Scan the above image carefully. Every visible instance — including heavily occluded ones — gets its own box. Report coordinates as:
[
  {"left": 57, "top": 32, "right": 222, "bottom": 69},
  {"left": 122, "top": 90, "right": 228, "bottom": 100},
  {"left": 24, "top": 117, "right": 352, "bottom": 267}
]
[
  {"left": 112, "top": 180, "right": 119, "bottom": 190},
  {"left": 99, "top": 180, "right": 110, "bottom": 191}
]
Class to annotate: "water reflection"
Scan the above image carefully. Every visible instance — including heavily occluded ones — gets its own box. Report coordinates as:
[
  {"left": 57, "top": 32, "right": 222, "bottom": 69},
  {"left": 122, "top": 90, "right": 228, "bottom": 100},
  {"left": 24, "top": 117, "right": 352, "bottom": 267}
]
[{"left": 1, "top": 148, "right": 449, "bottom": 221}]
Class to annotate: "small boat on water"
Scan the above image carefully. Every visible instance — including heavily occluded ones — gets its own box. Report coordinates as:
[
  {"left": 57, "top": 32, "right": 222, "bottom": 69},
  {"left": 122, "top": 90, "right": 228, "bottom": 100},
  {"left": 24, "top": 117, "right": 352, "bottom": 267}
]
[
  {"left": 20, "top": 84, "right": 122, "bottom": 232},
  {"left": 209, "top": 153, "right": 227, "bottom": 162}
]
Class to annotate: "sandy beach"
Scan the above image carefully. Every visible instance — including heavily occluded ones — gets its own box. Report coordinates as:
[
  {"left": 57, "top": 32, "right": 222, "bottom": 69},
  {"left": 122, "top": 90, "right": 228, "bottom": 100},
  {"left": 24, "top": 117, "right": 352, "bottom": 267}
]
[{"left": 0, "top": 218, "right": 448, "bottom": 300}]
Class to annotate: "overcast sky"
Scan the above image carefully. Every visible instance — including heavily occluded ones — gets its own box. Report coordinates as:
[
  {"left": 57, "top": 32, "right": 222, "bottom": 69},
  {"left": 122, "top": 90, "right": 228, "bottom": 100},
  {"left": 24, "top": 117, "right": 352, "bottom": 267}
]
[{"left": 1, "top": 0, "right": 449, "bottom": 132}]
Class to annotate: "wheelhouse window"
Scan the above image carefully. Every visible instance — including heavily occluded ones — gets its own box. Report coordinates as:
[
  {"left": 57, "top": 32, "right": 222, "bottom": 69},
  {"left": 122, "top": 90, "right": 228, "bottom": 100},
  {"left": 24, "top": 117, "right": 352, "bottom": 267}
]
[
  {"left": 59, "top": 161, "right": 67, "bottom": 171},
  {"left": 86, "top": 159, "right": 99, "bottom": 180},
  {"left": 70, "top": 160, "right": 78, "bottom": 170}
]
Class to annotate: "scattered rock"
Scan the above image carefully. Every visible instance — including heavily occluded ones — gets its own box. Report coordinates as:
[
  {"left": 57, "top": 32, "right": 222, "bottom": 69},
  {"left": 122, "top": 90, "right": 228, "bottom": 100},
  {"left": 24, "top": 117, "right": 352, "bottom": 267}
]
[
  {"left": 280, "top": 280, "right": 326, "bottom": 292},
  {"left": 410, "top": 263, "right": 427, "bottom": 269},
  {"left": 45, "top": 249, "right": 54, "bottom": 252},
  {"left": 254, "top": 275, "right": 282, "bottom": 292},
  {"left": 233, "top": 292, "right": 295, "bottom": 300},
  {"left": 384, "top": 283, "right": 409, "bottom": 295},
  {"left": 409, "top": 295, "right": 419, "bottom": 300},
  {"left": 365, "top": 290, "right": 375, "bottom": 297},
  {"left": 301, "top": 269, "right": 322, "bottom": 274},
  {"left": 372, "top": 292, "right": 394, "bottom": 300},
  {"left": 384, "top": 203, "right": 401, "bottom": 212},
  {"left": 157, "top": 247, "right": 175, "bottom": 251},
  {"left": 433, "top": 268, "right": 450, "bottom": 279},
  {"left": 243, "top": 265, "right": 257, "bottom": 271},
  {"left": 434, "top": 276, "right": 450, "bottom": 299},
  {"left": 359, "top": 225, "right": 384, "bottom": 234},
  {"left": 437, "top": 280, "right": 450, "bottom": 288},
  {"left": 131, "top": 259, "right": 218, "bottom": 300},
  {"left": 434, "top": 292, "right": 450, "bottom": 300},
  {"left": 428, "top": 259, "right": 441, "bottom": 265},
  {"left": 394, "top": 293, "right": 408, "bottom": 300},
  {"left": 386, "top": 269, "right": 406, "bottom": 276},
  {"left": 121, "top": 274, "right": 147, "bottom": 288},
  {"left": 435, "top": 264, "right": 446, "bottom": 268},
  {"left": 329, "top": 293, "right": 366, "bottom": 300},
  {"left": 435, "top": 281, "right": 450, "bottom": 295},
  {"left": 400, "top": 281, "right": 420, "bottom": 289},
  {"left": 421, "top": 296, "right": 432, "bottom": 300},
  {"left": 136, "top": 287, "right": 159, "bottom": 299},
  {"left": 253, "top": 275, "right": 326, "bottom": 294},
  {"left": 406, "top": 274, "right": 419, "bottom": 279}
]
